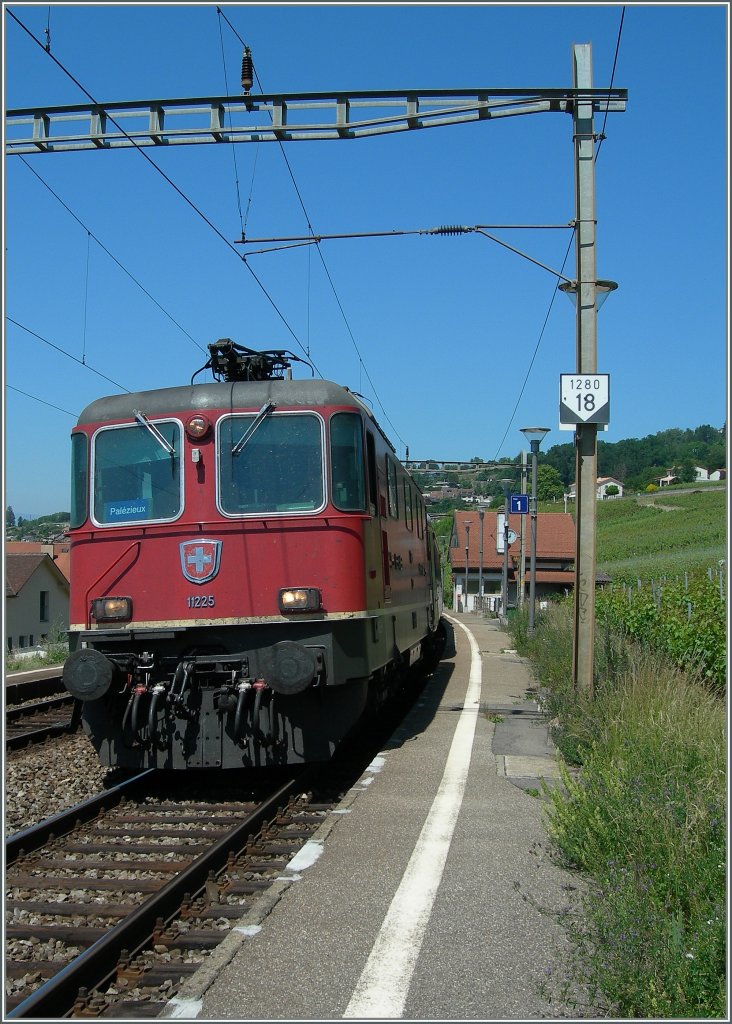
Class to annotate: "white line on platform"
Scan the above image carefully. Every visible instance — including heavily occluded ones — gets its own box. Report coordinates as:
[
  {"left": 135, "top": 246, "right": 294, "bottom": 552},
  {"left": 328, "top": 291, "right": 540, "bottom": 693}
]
[{"left": 343, "top": 615, "right": 482, "bottom": 1019}]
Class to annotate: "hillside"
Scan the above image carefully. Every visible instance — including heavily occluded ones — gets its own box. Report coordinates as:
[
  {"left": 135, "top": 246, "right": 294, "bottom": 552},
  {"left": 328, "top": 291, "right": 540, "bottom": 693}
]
[
  {"left": 543, "top": 424, "right": 725, "bottom": 490},
  {"left": 5, "top": 510, "right": 70, "bottom": 543},
  {"left": 595, "top": 488, "right": 726, "bottom": 582}
]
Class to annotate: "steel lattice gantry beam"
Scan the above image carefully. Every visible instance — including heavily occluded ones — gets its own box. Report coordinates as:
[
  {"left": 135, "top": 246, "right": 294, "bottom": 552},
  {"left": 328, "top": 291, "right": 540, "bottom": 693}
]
[{"left": 5, "top": 88, "right": 626, "bottom": 155}]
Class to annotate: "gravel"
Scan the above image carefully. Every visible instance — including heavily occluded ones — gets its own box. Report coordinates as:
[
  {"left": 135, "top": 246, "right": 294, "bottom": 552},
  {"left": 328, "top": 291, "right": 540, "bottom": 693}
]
[{"left": 5, "top": 732, "right": 111, "bottom": 836}]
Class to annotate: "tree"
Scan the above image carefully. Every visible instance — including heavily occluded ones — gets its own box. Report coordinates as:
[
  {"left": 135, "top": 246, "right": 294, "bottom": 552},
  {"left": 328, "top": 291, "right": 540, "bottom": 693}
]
[
  {"left": 536, "top": 464, "right": 565, "bottom": 501},
  {"left": 680, "top": 459, "right": 696, "bottom": 483},
  {"left": 6, "top": 506, "right": 15, "bottom": 527}
]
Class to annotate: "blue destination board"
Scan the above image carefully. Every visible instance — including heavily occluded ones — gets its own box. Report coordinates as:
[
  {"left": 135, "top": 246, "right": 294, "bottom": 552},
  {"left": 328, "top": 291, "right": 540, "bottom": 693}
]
[{"left": 106, "top": 499, "right": 149, "bottom": 521}]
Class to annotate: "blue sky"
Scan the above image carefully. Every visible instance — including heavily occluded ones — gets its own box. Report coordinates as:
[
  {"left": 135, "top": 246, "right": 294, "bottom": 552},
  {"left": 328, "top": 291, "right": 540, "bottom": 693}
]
[{"left": 3, "top": 2, "right": 729, "bottom": 517}]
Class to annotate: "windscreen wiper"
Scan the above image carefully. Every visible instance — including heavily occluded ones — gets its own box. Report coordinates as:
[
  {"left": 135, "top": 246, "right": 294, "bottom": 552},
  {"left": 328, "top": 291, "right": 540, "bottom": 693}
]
[
  {"left": 133, "top": 410, "right": 175, "bottom": 455},
  {"left": 232, "top": 401, "right": 276, "bottom": 456}
]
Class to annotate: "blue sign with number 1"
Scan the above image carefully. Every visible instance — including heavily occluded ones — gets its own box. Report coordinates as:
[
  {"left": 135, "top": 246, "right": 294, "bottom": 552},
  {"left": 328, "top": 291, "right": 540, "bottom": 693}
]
[{"left": 510, "top": 494, "right": 529, "bottom": 514}]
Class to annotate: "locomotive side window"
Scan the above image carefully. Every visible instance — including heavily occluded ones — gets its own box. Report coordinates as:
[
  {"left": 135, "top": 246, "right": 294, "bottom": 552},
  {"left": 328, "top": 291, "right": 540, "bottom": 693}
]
[
  {"left": 386, "top": 456, "right": 400, "bottom": 518},
  {"left": 330, "top": 413, "right": 366, "bottom": 511},
  {"left": 403, "top": 479, "right": 414, "bottom": 531},
  {"left": 365, "top": 431, "right": 378, "bottom": 516},
  {"left": 92, "top": 420, "right": 182, "bottom": 525},
  {"left": 218, "top": 413, "right": 324, "bottom": 515},
  {"left": 70, "top": 432, "right": 88, "bottom": 528}
]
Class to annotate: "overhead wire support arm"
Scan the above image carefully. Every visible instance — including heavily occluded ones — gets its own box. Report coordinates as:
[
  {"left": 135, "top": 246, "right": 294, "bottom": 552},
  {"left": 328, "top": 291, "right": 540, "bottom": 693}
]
[{"left": 5, "top": 88, "right": 627, "bottom": 155}]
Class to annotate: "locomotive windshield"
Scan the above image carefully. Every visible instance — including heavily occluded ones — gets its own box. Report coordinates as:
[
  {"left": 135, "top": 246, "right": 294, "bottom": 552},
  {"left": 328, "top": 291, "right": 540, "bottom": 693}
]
[
  {"left": 91, "top": 420, "right": 182, "bottom": 525},
  {"left": 218, "top": 412, "right": 325, "bottom": 515}
]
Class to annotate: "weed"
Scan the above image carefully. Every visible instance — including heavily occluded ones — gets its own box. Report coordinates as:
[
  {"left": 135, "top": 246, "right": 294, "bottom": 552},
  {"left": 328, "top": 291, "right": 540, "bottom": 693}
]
[{"left": 5, "top": 622, "right": 68, "bottom": 673}]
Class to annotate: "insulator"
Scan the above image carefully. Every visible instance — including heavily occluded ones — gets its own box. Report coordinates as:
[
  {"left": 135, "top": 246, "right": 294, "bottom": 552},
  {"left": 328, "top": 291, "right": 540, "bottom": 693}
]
[
  {"left": 241, "top": 47, "right": 254, "bottom": 94},
  {"left": 435, "top": 224, "right": 469, "bottom": 236}
]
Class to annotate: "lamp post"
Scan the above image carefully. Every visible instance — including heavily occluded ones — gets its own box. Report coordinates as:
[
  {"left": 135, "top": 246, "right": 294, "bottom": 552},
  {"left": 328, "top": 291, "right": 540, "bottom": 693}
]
[
  {"left": 518, "top": 451, "right": 527, "bottom": 609},
  {"left": 464, "top": 521, "right": 470, "bottom": 614},
  {"left": 478, "top": 509, "right": 485, "bottom": 612},
  {"left": 520, "top": 427, "right": 550, "bottom": 633}
]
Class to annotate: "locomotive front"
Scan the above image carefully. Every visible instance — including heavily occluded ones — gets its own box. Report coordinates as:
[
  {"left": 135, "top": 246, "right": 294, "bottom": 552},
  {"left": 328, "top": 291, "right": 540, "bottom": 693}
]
[{"left": 63, "top": 342, "right": 441, "bottom": 769}]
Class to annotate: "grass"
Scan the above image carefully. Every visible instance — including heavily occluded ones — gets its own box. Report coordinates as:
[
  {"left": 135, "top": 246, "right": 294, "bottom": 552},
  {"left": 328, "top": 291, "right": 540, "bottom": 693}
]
[{"left": 508, "top": 602, "right": 726, "bottom": 1018}]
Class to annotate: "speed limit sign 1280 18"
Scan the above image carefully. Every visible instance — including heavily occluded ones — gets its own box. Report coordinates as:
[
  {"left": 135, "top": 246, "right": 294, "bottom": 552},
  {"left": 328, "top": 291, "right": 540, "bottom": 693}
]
[{"left": 559, "top": 373, "right": 610, "bottom": 428}]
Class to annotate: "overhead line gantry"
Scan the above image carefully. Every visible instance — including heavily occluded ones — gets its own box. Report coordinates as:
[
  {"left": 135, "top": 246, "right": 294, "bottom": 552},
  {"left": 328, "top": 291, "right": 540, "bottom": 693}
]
[{"left": 5, "top": 88, "right": 626, "bottom": 155}]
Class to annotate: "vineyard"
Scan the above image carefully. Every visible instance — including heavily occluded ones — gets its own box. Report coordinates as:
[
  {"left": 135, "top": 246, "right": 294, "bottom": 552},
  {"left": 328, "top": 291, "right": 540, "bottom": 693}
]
[
  {"left": 594, "top": 489, "right": 726, "bottom": 692},
  {"left": 597, "top": 571, "right": 726, "bottom": 692}
]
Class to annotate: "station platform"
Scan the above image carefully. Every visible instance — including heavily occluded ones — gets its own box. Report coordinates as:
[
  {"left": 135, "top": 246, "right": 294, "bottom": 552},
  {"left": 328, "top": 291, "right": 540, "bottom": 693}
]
[{"left": 162, "top": 612, "right": 582, "bottom": 1021}]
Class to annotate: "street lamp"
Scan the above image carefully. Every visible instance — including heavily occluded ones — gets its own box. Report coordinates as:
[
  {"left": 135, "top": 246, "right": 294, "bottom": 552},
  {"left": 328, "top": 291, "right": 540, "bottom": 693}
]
[
  {"left": 464, "top": 521, "right": 470, "bottom": 614},
  {"left": 558, "top": 279, "right": 618, "bottom": 310},
  {"left": 520, "top": 427, "right": 550, "bottom": 633}
]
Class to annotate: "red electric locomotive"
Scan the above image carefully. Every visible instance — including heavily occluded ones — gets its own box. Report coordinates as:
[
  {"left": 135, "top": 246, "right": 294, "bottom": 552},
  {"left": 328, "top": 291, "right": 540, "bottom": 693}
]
[{"left": 63, "top": 341, "right": 444, "bottom": 769}]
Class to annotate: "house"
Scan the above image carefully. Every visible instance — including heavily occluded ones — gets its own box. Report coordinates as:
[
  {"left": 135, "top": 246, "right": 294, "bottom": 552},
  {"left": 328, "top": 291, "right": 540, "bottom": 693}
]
[
  {"left": 596, "top": 476, "right": 624, "bottom": 499},
  {"left": 566, "top": 476, "right": 624, "bottom": 501},
  {"left": 5, "top": 540, "right": 70, "bottom": 582},
  {"left": 448, "top": 509, "right": 578, "bottom": 613},
  {"left": 659, "top": 467, "right": 726, "bottom": 487},
  {"left": 5, "top": 552, "right": 70, "bottom": 653},
  {"left": 692, "top": 466, "right": 725, "bottom": 482}
]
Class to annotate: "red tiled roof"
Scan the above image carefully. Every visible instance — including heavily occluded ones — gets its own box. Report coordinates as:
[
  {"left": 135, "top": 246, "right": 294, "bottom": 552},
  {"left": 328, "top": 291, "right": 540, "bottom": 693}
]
[
  {"left": 54, "top": 553, "right": 71, "bottom": 582},
  {"left": 449, "top": 510, "right": 575, "bottom": 569},
  {"left": 6, "top": 542, "right": 71, "bottom": 582}
]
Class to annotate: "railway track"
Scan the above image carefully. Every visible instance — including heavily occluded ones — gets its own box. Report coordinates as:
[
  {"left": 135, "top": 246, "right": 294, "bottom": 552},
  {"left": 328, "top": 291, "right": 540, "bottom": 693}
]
[
  {"left": 6, "top": 767, "right": 326, "bottom": 1018},
  {"left": 5, "top": 646, "right": 443, "bottom": 1018},
  {"left": 5, "top": 673, "right": 80, "bottom": 752}
]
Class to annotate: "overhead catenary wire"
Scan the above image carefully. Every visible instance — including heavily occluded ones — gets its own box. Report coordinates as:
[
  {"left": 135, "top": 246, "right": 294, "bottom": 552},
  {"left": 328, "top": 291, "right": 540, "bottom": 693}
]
[
  {"left": 17, "top": 157, "right": 207, "bottom": 355},
  {"left": 6, "top": 316, "right": 132, "bottom": 394},
  {"left": 7, "top": 9, "right": 318, "bottom": 373},
  {"left": 489, "top": 231, "right": 575, "bottom": 462},
  {"left": 596, "top": 6, "right": 626, "bottom": 163},
  {"left": 7, "top": 383, "right": 77, "bottom": 419},
  {"left": 81, "top": 231, "right": 91, "bottom": 365}
]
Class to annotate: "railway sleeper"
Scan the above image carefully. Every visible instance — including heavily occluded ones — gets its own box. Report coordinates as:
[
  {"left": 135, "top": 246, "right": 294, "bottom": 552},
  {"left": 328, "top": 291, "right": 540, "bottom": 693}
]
[
  {"left": 5, "top": 899, "right": 131, "bottom": 919},
  {"left": 5, "top": 961, "right": 62, "bottom": 981},
  {"left": 7, "top": 923, "right": 107, "bottom": 946},
  {"left": 8, "top": 873, "right": 166, "bottom": 893},
  {"left": 24, "top": 857, "right": 192, "bottom": 873}
]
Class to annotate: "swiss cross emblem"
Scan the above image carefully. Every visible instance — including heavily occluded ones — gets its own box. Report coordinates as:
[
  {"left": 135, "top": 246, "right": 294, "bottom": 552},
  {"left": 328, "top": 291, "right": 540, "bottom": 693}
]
[{"left": 180, "top": 540, "right": 222, "bottom": 584}]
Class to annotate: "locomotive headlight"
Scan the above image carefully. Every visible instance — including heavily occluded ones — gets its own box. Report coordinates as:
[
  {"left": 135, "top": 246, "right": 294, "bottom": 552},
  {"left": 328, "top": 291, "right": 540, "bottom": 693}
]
[
  {"left": 185, "top": 414, "right": 211, "bottom": 440},
  {"left": 278, "top": 588, "right": 321, "bottom": 613},
  {"left": 91, "top": 597, "right": 132, "bottom": 623}
]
